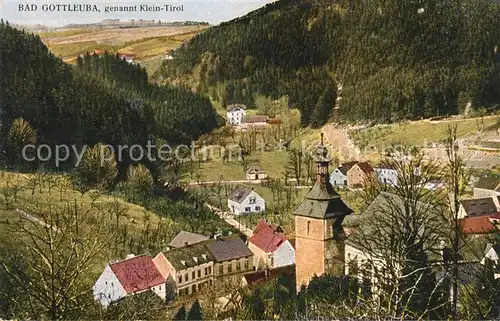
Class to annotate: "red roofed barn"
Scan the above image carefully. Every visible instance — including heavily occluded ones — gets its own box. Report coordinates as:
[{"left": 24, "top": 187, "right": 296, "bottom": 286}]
[
  {"left": 93, "top": 254, "right": 166, "bottom": 307},
  {"left": 248, "top": 219, "right": 295, "bottom": 269}
]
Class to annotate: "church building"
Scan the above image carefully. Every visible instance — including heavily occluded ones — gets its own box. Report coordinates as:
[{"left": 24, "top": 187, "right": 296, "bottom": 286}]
[{"left": 293, "top": 134, "right": 353, "bottom": 292}]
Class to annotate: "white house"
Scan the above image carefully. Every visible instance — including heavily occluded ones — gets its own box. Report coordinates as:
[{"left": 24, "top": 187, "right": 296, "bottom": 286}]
[
  {"left": 330, "top": 161, "right": 357, "bottom": 187},
  {"left": 248, "top": 220, "right": 295, "bottom": 269},
  {"left": 226, "top": 104, "right": 247, "bottom": 126},
  {"left": 93, "top": 254, "right": 166, "bottom": 307},
  {"left": 227, "top": 186, "right": 265, "bottom": 215},
  {"left": 374, "top": 165, "right": 398, "bottom": 186}
]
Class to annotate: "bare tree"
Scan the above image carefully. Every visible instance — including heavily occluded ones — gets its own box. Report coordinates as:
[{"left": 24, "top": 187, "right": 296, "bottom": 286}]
[
  {"left": 349, "top": 149, "right": 449, "bottom": 319},
  {"left": 444, "top": 124, "right": 470, "bottom": 319},
  {"left": 0, "top": 200, "right": 116, "bottom": 319}
]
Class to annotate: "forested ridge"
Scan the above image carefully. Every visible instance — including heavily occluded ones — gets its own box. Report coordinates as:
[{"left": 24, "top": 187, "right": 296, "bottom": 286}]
[
  {"left": 158, "top": 0, "right": 500, "bottom": 126},
  {"left": 0, "top": 20, "right": 219, "bottom": 169}
]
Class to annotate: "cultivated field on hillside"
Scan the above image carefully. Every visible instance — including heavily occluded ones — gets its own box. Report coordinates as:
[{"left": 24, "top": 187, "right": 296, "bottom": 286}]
[{"left": 37, "top": 25, "right": 208, "bottom": 70}]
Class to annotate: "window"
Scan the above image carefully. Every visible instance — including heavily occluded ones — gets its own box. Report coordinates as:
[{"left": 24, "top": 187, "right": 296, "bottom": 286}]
[
  {"left": 178, "top": 275, "right": 182, "bottom": 283},
  {"left": 185, "top": 273, "right": 189, "bottom": 282},
  {"left": 244, "top": 259, "right": 249, "bottom": 270},
  {"left": 208, "top": 266, "right": 212, "bottom": 274},
  {"left": 108, "top": 294, "right": 111, "bottom": 299},
  {"left": 198, "top": 270, "right": 201, "bottom": 278},
  {"left": 270, "top": 256, "right": 274, "bottom": 267},
  {"left": 249, "top": 197, "right": 256, "bottom": 204},
  {"left": 255, "top": 206, "right": 261, "bottom": 211},
  {"left": 219, "top": 265, "right": 224, "bottom": 275},
  {"left": 245, "top": 207, "right": 251, "bottom": 212},
  {"left": 307, "top": 221, "right": 311, "bottom": 236},
  {"left": 228, "top": 263, "right": 233, "bottom": 273},
  {"left": 159, "top": 285, "right": 162, "bottom": 290},
  {"left": 236, "top": 261, "right": 241, "bottom": 271},
  {"left": 192, "top": 271, "right": 195, "bottom": 279}
]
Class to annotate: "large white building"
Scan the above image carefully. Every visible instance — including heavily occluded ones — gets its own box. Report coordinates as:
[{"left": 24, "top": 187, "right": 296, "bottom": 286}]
[
  {"left": 226, "top": 104, "right": 247, "bottom": 126},
  {"left": 227, "top": 186, "right": 265, "bottom": 215}
]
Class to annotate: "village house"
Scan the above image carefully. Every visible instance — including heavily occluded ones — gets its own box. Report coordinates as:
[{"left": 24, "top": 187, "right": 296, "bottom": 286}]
[
  {"left": 153, "top": 234, "right": 254, "bottom": 297},
  {"left": 481, "top": 244, "right": 500, "bottom": 269},
  {"left": 374, "top": 164, "right": 398, "bottom": 186},
  {"left": 93, "top": 254, "right": 166, "bottom": 307},
  {"left": 227, "top": 186, "right": 265, "bottom": 215},
  {"left": 473, "top": 177, "right": 500, "bottom": 205},
  {"left": 458, "top": 196, "right": 499, "bottom": 219},
  {"left": 248, "top": 219, "right": 295, "bottom": 269},
  {"left": 226, "top": 104, "right": 247, "bottom": 125},
  {"left": 246, "top": 165, "right": 267, "bottom": 180},
  {"left": 205, "top": 235, "right": 255, "bottom": 281},
  {"left": 167, "top": 230, "right": 209, "bottom": 249},
  {"left": 330, "top": 161, "right": 358, "bottom": 187},
  {"left": 459, "top": 213, "right": 500, "bottom": 236},
  {"left": 346, "top": 161, "right": 374, "bottom": 189},
  {"left": 153, "top": 242, "right": 215, "bottom": 297}
]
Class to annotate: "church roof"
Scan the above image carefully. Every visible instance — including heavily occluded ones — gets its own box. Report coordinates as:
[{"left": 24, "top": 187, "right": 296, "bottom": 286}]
[
  {"left": 294, "top": 196, "right": 353, "bottom": 219},
  {"left": 293, "top": 135, "right": 353, "bottom": 219}
]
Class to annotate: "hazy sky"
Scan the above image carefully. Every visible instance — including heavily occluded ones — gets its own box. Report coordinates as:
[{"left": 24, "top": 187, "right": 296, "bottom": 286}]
[{"left": 0, "top": 0, "right": 272, "bottom": 27}]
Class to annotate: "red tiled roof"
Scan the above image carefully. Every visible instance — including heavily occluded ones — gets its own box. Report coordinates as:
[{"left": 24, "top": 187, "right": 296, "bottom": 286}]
[
  {"left": 459, "top": 213, "right": 500, "bottom": 235},
  {"left": 249, "top": 219, "right": 287, "bottom": 253},
  {"left": 110, "top": 255, "right": 164, "bottom": 294}
]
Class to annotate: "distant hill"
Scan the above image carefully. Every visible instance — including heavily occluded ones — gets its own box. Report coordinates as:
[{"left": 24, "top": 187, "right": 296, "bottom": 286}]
[
  {"left": 158, "top": 0, "right": 500, "bottom": 127},
  {"left": 0, "top": 20, "right": 219, "bottom": 170}
]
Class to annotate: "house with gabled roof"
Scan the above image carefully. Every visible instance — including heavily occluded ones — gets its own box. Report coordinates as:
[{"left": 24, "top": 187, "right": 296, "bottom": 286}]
[
  {"left": 153, "top": 242, "right": 215, "bottom": 297},
  {"left": 329, "top": 161, "right": 358, "bottom": 187},
  {"left": 248, "top": 219, "right": 295, "bottom": 269},
  {"left": 346, "top": 161, "right": 374, "bottom": 189},
  {"left": 246, "top": 165, "right": 267, "bottom": 180},
  {"left": 473, "top": 177, "right": 500, "bottom": 206},
  {"left": 168, "top": 231, "right": 209, "bottom": 249},
  {"left": 374, "top": 163, "right": 398, "bottom": 186},
  {"left": 227, "top": 186, "right": 265, "bottom": 215},
  {"left": 458, "top": 197, "right": 499, "bottom": 219},
  {"left": 226, "top": 104, "right": 246, "bottom": 125},
  {"left": 481, "top": 243, "right": 500, "bottom": 266},
  {"left": 459, "top": 213, "right": 500, "bottom": 236},
  {"left": 93, "top": 254, "right": 166, "bottom": 307},
  {"left": 205, "top": 234, "right": 254, "bottom": 280},
  {"left": 153, "top": 235, "right": 254, "bottom": 297}
]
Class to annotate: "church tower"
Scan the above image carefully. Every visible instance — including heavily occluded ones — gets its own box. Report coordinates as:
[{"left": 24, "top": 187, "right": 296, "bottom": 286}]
[{"left": 293, "top": 134, "right": 353, "bottom": 292}]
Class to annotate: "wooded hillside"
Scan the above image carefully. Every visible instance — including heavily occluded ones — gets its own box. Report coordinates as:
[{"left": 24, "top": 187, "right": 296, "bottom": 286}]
[{"left": 158, "top": 0, "right": 500, "bottom": 126}]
